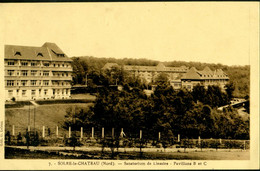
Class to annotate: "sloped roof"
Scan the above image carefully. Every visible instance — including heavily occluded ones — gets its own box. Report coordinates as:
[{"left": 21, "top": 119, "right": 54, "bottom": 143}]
[
  {"left": 181, "top": 67, "right": 201, "bottom": 79},
  {"left": 123, "top": 62, "right": 188, "bottom": 72},
  {"left": 5, "top": 42, "right": 72, "bottom": 62},
  {"left": 181, "top": 66, "right": 229, "bottom": 80}
]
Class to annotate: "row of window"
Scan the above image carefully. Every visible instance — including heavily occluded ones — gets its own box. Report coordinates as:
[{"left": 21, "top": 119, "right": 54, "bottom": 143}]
[
  {"left": 8, "top": 89, "right": 48, "bottom": 97},
  {"left": 202, "top": 74, "right": 226, "bottom": 78},
  {"left": 6, "top": 80, "right": 70, "bottom": 86},
  {"left": 8, "top": 89, "right": 69, "bottom": 97},
  {"left": 7, "top": 70, "right": 70, "bottom": 77},
  {"left": 7, "top": 61, "right": 70, "bottom": 68}
]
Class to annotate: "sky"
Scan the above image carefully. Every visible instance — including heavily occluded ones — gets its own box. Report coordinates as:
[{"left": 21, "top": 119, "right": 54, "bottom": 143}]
[{"left": 0, "top": 2, "right": 259, "bottom": 66}]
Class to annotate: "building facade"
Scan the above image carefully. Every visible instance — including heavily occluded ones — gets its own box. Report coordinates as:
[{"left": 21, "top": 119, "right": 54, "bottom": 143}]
[
  {"left": 4, "top": 42, "right": 73, "bottom": 101},
  {"left": 123, "top": 62, "right": 188, "bottom": 84},
  {"left": 103, "top": 63, "right": 229, "bottom": 91},
  {"left": 181, "top": 66, "right": 229, "bottom": 91}
]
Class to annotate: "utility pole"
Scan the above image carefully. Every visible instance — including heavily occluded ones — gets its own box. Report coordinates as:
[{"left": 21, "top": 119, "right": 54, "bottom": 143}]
[
  {"left": 34, "top": 106, "right": 36, "bottom": 135},
  {"left": 28, "top": 101, "right": 30, "bottom": 132}
]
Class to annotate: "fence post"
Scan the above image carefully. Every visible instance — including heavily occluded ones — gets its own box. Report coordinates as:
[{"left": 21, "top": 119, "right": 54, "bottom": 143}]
[
  {"left": 42, "top": 126, "right": 45, "bottom": 138},
  {"left": 69, "top": 126, "right": 71, "bottom": 138},
  {"left": 81, "top": 127, "right": 83, "bottom": 139},
  {"left": 178, "top": 134, "right": 180, "bottom": 142},
  {"left": 28, "top": 125, "right": 30, "bottom": 132},
  {"left": 244, "top": 140, "right": 246, "bottom": 150},
  {"left": 91, "top": 127, "right": 94, "bottom": 138},
  {"left": 140, "top": 130, "right": 142, "bottom": 139},
  {"left": 56, "top": 126, "right": 59, "bottom": 138},
  {"left": 198, "top": 136, "right": 201, "bottom": 146},
  {"left": 112, "top": 128, "right": 114, "bottom": 138},
  {"left": 102, "top": 127, "right": 104, "bottom": 138},
  {"left": 12, "top": 125, "right": 15, "bottom": 136},
  {"left": 219, "top": 138, "right": 222, "bottom": 144},
  {"left": 158, "top": 132, "right": 161, "bottom": 141}
]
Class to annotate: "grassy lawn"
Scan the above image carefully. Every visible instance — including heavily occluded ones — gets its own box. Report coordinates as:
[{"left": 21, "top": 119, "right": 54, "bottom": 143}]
[
  {"left": 5, "top": 94, "right": 96, "bottom": 108},
  {"left": 71, "top": 93, "right": 96, "bottom": 100}
]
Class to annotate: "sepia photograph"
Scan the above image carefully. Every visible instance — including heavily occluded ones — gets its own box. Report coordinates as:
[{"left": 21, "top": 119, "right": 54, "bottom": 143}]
[{"left": 0, "top": 2, "right": 259, "bottom": 170}]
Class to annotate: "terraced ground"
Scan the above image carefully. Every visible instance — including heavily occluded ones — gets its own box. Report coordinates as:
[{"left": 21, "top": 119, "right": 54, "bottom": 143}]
[{"left": 5, "top": 93, "right": 95, "bottom": 136}]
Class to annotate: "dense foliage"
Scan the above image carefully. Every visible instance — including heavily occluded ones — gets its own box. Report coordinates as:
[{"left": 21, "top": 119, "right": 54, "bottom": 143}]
[{"left": 64, "top": 67, "right": 249, "bottom": 140}]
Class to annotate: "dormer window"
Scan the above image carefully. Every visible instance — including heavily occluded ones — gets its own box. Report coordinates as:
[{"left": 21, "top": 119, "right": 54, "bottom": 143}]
[
  {"left": 15, "top": 52, "right": 21, "bottom": 56},
  {"left": 57, "top": 54, "right": 65, "bottom": 57},
  {"left": 37, "top": 53, "right": 43, "bottom": 57}
]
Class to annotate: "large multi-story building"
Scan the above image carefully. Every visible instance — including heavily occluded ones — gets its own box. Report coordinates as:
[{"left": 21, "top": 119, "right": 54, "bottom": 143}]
[
  {"left": 4, "top": 42, "right": 73, "bottom": 101},
  {"left": 123, "top": 62, "right": 189, "bottom": 83},
  {"left": 181, "top": 66, "right": 229, "bottom": 91}
]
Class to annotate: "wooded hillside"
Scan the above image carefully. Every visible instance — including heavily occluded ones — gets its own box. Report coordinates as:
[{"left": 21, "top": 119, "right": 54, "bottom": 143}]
[{"left": 71, "top": 56, "right": 250, "bottom": 98}]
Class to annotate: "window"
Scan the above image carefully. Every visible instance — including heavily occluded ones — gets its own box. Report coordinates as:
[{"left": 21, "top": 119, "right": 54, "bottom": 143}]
[
  {"left": 21, "top": 61, "right": 28, "bottom": 66},
  {"left": 21, "top": 70, "right": 28, "bottom": 76},
  {"left": 31, "top": 80, "right": 37, "bottom": 86},
  {"left": 22, "top": 90, "right": 26, "bottom": 96},
  {"left": 53, "top": 89, "right": 55, "bottom": 95},
  {"left": 31, "top": 90, "right": 36, "bottom": 96},
  {"left": 62, "top": 64, "right": 64, "bottom": 67},
  {"left": 17, "top": 81, "right": 19, "bottom": 86},
  {"left": 7, "top": 70, "right": 14, "bottom": 76},
  {"left": 53, "top": 64, "right": 56, "bottom": 67},
  {"left": 15, "top": 52, "right": 21, "bottom": 56},
  {"left": 62, "top": 89, "right": 64, "bottom": 94},
  {"left": 39, "top": 81, "right": 41, "bottom": 85},
  {"left": 8, "top": 61, "right": 15, "bottom": 66},
  {"left": 44, "top": 89, "right": 48, "bottom": 95},
  {"left": 66, "top": 73, "right": 68, "bottom": 77},
  {"left": 21, "top": 80, "right": 27, "bottom": 86},
  {"left": 58, "top": 64, "right": 60, "bottom": 67},
  {"left": 62, "top": 73, "right": 64, "bottom": 77},
  {"left": 8, "top": 90, "right": 13, "bottom": 97},
  {"left": 31, "top": 70, "right": 37, "bottom": 76},
  {"left": 43, "top": 80, "right": 49, "bottom": 86},
  {"left": 37, "top": 53, "right": 43, "bottom": 57},
  {"left": 43, "top": 71, "right": 49, "bottom": 76},
  {"left": 7, "top": 80, "right": 14, "bottom": 86},
  {"left": 31, "top": 62, "right": 37, "bottom": 66},
  {"left": 43, "top": 63, "right": 49, "bottom": 67},
  {"left": 39, "top": 89, "right": 41, "bottom": 96}
]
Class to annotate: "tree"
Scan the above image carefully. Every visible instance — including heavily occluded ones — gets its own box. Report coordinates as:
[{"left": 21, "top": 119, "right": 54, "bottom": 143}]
[
  {"left": 225, "top": 82, "right": 235, "bottom": 101},
  {"left": 192, "top": 85, "right": 206, "bottom": 103},
  {"left": 63, "top": 106, "right": 94, "bottom": 131}
]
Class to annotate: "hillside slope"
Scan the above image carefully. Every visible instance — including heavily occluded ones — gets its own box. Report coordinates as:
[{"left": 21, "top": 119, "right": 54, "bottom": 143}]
[{"left": 5, "top": 103, "right": 93, "bottom": 136}]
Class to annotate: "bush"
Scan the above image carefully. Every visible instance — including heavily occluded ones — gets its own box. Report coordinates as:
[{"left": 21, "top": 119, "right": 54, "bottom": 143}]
[
  {"left": 5, "top": 101, "right": 33, "bottom": 108},
  {"left": 36, "top": 99, "right": 94, "bottom": 105}
]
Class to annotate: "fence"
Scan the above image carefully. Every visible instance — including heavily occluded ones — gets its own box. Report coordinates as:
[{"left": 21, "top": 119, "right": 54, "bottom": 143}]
[{"left": 5, "top": 125, "right": 250, "bottom": 150}]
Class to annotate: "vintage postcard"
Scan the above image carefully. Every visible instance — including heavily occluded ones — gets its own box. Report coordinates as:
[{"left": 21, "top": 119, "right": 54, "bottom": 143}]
[{"left": 0, "top": 2, "right": 259, "bottom": 170}]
